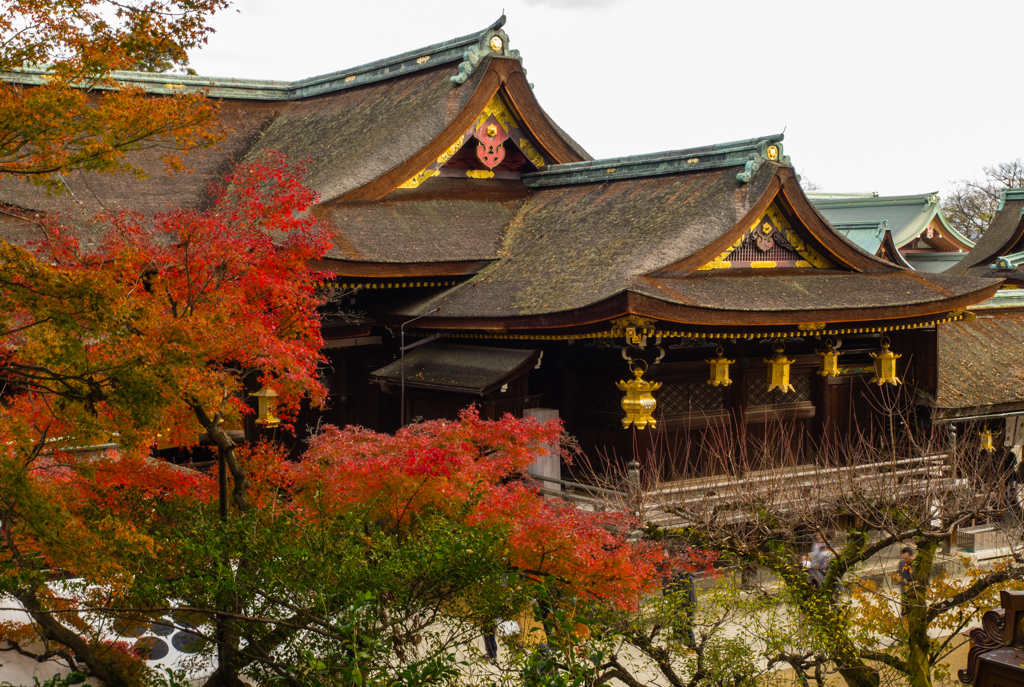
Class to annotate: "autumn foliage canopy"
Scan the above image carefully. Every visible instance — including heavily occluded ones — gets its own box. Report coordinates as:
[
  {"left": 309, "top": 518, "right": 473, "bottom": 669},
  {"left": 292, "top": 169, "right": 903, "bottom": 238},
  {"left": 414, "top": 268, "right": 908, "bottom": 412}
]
[{"left": 0, "top": 153, "right": 674, "bottom": 686}]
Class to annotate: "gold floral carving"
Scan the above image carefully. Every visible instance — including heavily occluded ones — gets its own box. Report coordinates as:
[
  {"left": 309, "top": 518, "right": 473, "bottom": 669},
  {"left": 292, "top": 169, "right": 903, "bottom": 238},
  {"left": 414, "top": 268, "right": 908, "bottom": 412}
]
[
  {"left": 475, "top": 93, "right": 519, "bottom": 134},
  {"left": 436, "top": 135, "right": 465, "bottom": 165},
  {"left": 518, "top": 138, "right": 546, "bottom": 168},
  {"left": 610, "top": 315, "right": 658, "bottom": 341},
  {"left": 697, "top": 202, "right": 836, "bottom": 270},
  {"left": 784, "top": 229, "right": 834, "bottom": 269},
  {"left": 466, "top": 170, "right": 494, "bottom": 179},
  {"left": 397, "top": 169, "right": 439, "bottom": 189},
  {"left": 697, "top": 235, "right": 744, "bottom": 271},
  {"left": 797, "top": 323, "right": 827, "bottom": 331}
]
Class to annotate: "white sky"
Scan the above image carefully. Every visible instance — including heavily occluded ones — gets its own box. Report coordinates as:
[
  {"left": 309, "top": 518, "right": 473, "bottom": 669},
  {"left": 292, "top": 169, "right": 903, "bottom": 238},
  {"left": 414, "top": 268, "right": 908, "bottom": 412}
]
[{"left": 188, "top": 0, "right": 1024, "bottom": 198}]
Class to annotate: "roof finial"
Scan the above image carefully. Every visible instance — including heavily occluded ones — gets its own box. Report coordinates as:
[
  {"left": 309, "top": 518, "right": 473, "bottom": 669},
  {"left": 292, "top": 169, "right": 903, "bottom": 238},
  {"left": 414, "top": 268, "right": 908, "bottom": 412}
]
[{"left": 451, "top": 16, "right": 522, "bottom": 85}]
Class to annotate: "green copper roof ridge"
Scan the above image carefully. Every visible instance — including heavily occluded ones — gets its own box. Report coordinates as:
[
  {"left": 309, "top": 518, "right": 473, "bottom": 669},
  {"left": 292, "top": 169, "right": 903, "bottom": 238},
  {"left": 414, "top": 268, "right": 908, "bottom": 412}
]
[
  {"left": 991, "top": 251, "right": 1024, "bottom": 269},
  {"left": 831, "top": 220, "right": 889, "bottom": 230},
  {"left": 522, "top": 133, "right": 788, "bottom": 187},
  {"left": 2, "top": 16, "right": 508, "bottom": 101},
  {"left": 1000, "top": 188, "right": 1024, "bottom": 207},
  {"left": 811, "top": 192, "right": 940, "bottom": 208}
]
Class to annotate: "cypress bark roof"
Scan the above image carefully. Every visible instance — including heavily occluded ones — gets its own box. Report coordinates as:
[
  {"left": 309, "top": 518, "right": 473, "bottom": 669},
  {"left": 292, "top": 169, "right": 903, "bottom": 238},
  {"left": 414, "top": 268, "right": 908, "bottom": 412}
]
[
  {"left": 935, "top": 311, "right": 1024, "bottom": 415},
  {"left": 0, "top": 16, "right": 588, "bottom": 222},
  {"left": 379, "top": 158, "right": 1000, "bottom": 331},
  {"left": 945, "top": 191, "right": 1024, "bottom": 280}
]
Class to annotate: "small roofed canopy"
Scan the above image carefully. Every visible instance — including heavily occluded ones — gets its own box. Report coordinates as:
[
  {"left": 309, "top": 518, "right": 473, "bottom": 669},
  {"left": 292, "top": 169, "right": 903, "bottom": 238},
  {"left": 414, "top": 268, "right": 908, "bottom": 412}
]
[
  {"left": 810, "top": 192, "right": 973, "bottom": 273},
  {"left": 371, "top": 344, "right": 538, "bottom": 395}
]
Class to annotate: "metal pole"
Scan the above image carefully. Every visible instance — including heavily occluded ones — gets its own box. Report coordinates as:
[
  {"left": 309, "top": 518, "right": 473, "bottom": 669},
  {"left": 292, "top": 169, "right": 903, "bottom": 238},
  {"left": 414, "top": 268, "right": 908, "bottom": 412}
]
[{"left": 399, "top": 308, "right": 440, "bottom": 427}]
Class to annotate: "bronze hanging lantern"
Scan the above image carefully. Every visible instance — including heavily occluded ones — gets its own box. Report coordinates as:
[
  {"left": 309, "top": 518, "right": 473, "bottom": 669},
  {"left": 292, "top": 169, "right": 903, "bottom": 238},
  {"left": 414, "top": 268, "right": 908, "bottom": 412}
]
[
  {"left": 869, "top": 336, "right": 902, "bottom": 386},
  {"left": 616, "top": 360, "right": 662, "bottom": 430},
  {"left": 765, "top": 343, "right": 795, "bottom": 393},
  {"left": 980, "top": 428, "right": 996, "bottom": 453},
  {"left": 816, "top": 339, "right": 842, "bottom": 378},
  {"left": 706, "top": 346, "right": 734, "bottom": 387},
  {"left": 251, "top": 386, "right": 281, "bottom": 427}
]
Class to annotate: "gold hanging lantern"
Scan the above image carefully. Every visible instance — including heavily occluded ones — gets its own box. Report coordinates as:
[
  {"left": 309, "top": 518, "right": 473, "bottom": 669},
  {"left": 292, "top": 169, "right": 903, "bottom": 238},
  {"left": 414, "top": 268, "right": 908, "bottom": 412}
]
[
  {"left": 869, "top": 336, "right": 902, "bottom": 386},
  {"left": 251, "top": 386, "right": 281, "bottom": 427},
  {"left": 706, "top": 346, "right": 734, "bottom": 387},
  {"left": 979, "top": 428, "right": 996, "bottom": 453},
  {"left": 616, "top": 360, "right": 662, "bottom": 430},
  {"left": 765, "top": 343, "right": 795, "bottom": 393},
  {"left": 816, "top": 339, "right": 842, "bottom": 378}
]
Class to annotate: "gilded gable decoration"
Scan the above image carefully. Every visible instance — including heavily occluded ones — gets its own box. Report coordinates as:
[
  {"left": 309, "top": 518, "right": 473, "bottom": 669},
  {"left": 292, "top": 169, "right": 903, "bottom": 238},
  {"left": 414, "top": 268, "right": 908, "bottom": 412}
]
[
  {"left": 395, "top": 92, "right": 547, "bottom": 190},
  {"left": 475, "top": 114, "right": 509, "bottom": 168},
  {"left": 611, "top": 315, "right": 658, "bottom": 343},
  {"left": 698, "top": 202, "right": 835, "bottom": 270}
]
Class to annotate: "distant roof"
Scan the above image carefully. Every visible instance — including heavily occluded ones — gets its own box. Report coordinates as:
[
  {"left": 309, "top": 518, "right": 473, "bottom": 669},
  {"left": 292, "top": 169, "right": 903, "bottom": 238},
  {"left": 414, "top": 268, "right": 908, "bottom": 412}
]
[
  {"left": 1, "top": 16, "right": 518, "bottom": 100},
  {"left": 811, "top": 192, "right": 973, "bottom": 251},
  {"left": 947, "top": 188, "right": 1024, "bottom": 280},
  {"left": 831, "top": 220, "right": 889, "bottom": 255}
]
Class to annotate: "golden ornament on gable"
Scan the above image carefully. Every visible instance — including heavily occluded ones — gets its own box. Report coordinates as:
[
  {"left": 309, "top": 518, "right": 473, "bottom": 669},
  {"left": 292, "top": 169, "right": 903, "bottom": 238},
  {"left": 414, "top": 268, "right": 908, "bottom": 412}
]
[{"left": 435, "top": 136, "right": 465, "bottom": 165}]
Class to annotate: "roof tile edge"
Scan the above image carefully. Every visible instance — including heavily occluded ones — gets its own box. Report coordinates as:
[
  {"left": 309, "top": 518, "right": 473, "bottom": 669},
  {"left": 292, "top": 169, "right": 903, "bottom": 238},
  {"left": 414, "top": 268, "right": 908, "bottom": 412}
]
[
  {"left": 811, "top": 192, "right": 941, "bottom": 208},
  {"left": 1, "top": 16, "right": 511, "bottom": 101},
  {"left": 521, "top": 133, "right": 787, "bottom": 188}
]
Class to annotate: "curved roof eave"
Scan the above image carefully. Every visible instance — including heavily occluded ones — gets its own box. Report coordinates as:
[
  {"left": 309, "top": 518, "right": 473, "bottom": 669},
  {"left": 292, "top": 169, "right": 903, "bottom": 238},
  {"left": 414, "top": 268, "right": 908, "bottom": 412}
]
[{"left": 331, "top": 57, "right": 589, "bottom": 203}]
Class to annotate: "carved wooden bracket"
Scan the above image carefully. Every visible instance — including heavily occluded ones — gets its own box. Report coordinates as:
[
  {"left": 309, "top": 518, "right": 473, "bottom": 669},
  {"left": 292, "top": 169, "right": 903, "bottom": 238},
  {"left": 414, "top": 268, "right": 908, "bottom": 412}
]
[{"left": 959, "top": 590, "right": 1024, "bottom": 685}]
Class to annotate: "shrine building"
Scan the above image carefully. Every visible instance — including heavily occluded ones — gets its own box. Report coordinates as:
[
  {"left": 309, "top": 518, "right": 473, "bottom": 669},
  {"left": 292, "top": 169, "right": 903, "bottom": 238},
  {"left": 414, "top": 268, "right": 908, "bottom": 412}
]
[
  {"left": 809, "top": 192, "right": 974, "bottom": 272},
  {"left": 0, "top": 17, "right": 1007, "bottom": 480}
]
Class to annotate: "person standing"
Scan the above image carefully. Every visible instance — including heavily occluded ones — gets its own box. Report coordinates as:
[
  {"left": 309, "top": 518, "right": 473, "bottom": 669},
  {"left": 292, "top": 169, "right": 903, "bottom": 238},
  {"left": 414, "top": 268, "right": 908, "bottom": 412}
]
[
  {"left": 897, "top": 547, "right": 915, "bottom": 616},
  {"left": 808, "top": 533, "right": 833, "bottom": 588}
]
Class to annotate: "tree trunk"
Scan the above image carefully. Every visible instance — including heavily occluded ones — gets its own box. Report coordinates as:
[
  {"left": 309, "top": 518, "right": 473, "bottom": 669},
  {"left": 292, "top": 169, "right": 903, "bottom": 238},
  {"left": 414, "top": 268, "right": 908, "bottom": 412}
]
[
  {"left": 17, "top": 589, "right": 133, "bottom": 687},
  {"left": 192, "top": 408, "right": 253, "bottom": 687},
  {"left": 905, "top": 540, "right": 938, "bottom": 687}
]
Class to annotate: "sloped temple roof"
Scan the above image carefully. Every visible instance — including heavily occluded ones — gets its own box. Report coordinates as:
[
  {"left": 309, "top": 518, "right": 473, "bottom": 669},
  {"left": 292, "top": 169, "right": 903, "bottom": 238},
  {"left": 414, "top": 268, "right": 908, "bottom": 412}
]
[
  {"left": 810, "top": 192, "right": 973, "bottom": 273},
  {"left": 0, "top": 18, "right": 1002, "bottom": 340},
  {"left": 384, "top": 137, "right": 998, "bottom": 337},
  {"left": 947, "top": 189, "right": 1024, "bottom": 280}
]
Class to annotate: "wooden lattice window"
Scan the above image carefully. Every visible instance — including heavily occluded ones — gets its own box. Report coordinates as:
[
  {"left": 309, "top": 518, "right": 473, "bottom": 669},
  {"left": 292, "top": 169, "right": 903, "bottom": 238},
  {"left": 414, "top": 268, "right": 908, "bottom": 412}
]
[
  {"left": 658, "top": 380, "right": 726, "bottom": 414},
  {"left": 747, "top": 373, "right": 812, "bottom": 406},
  {"left": 577, "top": 378, "right": 625, "bottom": 415}
]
